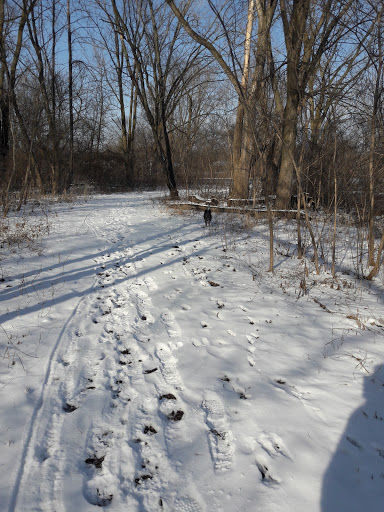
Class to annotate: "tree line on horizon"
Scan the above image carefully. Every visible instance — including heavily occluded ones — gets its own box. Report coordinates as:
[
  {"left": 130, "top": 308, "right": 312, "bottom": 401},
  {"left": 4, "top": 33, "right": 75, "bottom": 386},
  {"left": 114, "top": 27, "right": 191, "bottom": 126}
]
[{"left": 0, "top": 0, "right": 384, "bottom": 221}]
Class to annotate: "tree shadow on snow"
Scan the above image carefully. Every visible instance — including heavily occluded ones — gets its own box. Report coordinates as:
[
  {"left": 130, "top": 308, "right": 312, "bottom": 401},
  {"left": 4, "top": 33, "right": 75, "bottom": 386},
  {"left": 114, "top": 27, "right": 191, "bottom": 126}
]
[
  {"left": 321, "top": 364, "right": 384, "bottom": 512},
  {"left": 0, "top": 218, "right": 211, "bottom": 324}
]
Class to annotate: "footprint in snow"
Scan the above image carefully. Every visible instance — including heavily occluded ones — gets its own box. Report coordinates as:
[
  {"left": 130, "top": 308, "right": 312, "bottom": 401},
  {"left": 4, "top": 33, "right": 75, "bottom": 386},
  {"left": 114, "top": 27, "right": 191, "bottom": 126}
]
[
  {"left": 161, "top": 308, "right": 182, "bottom": 338},
  {"left": 83, "top": 426, "right": 125, "bottom": 507},
  {"left": 155, "top": 343, "right": 184, "bottom": 389},
  {"left": 202, "top": 391, "right": 234, "bottom": 472},
  {"left": 272, "top": 378, "right": 317, "bottom": 410},
  {"left": 133, "top": 287, "right": 155, "bottom": 324},
  {"left": 159, "top": 394, "right": 188, "bottom": 453},
  {"left": 246, "top": 333, "right": 259, "bottom": 345},
  {"left": 192, "top": 337, "right": 209, "bottom": 347},
  {"left": 143, "top": 276, "right": 158, "bottom": 290},
  {"left": 174, "top": 495, "right": 204, "bottom": 512}
]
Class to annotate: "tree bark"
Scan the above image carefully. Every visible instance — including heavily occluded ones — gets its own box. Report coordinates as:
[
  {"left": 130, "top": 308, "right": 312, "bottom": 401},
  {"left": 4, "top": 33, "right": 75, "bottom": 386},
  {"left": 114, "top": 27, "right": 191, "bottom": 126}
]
[
  {"left": 28, "top": 0, "right": 60, "bottom": 194},
  {"left": 66, "top": 0, "right": 74, "bottom": 193},
  {"left": 1, "top": 0, "right": 37, "bottom": 209},
  {"left": 366, "top": 232, "right": 384, "bottom": 280},
  {"left": 231, "top": 0, "right": 256, "bottom": 199},
  {"left": 368, "top": 7, "right": 383, "bottom": 266},
  {"left": 275, "top": 0, "right": 310, "bottom": 210},
  {"left": 275, "top": 0, "right": 355, "bottom": 209},
  {"left": 0, "top": 0, "right": 7, "bottom": 181},
  {"left": 109, "top": 0, "right": 202, "bottom": 198}
]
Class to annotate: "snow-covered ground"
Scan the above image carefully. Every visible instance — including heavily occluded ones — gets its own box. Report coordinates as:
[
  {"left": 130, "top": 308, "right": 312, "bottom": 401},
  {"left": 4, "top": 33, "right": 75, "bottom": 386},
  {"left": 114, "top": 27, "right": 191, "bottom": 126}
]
[{"left": 1, "top": 192, "right": 384, "bottom": 512}]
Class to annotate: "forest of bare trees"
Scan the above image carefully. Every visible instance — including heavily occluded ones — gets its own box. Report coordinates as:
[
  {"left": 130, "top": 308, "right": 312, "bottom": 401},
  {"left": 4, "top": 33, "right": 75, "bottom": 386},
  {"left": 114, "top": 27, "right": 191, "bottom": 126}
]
[{"left": 1, "top": 2, "right": 384, "bottom": 236}]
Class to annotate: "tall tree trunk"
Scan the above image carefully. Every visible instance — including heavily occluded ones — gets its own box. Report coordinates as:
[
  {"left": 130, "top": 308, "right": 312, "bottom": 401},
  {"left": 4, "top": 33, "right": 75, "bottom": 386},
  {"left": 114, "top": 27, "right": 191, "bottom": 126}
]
[
  {"left": 127, "top": 79, "right": 137, "bottom": 184},
  {"left": 0, "top": 0, "right": 7, "bottom": 182},
  {"left": 159, "top": 97, "right": 178, "bottom": 198},
  {"left": 114, "top": 29, "right": 136, "bottom": 187},
  {"left": 275, "top": 0, "right": 310, "bottom": 210},
  {"left": 368, "top": 8, "right": 383, "bottom": 266},
  {"left": 0, "top": 0, "right": 7, "bottom": 181},
  {"left": 51, "top": 0, "right": 58, "bottom": 194},
  {"left": 0, "top": 73, "right": 8, "bottom": 182},
  {"left": 231, "top": 0, "right": 256, "bottom": 199},
  {"left": 366, "top": 232, "right": 384, "bottom": 280},
  {"left": 28, "top": 0, "right": 59, "bottom": 194},
  {"left": 1, "top": 0, "right": 35, "bottom": 209},
  {"left": 275, "top": 66, "right": 301, "bottom": 209},
  {"left": 65, "top": 0, "right": 74, "bottom": 193}
]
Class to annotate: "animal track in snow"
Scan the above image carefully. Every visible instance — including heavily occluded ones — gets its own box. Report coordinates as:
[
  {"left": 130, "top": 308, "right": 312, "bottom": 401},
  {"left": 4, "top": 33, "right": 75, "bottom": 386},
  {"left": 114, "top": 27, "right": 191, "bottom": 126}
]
[
  {"left": 246, "top": 333, "right": 259, "bottom": 344},
  {"left": 192, "top": 337, "right": 210, "bottom": 348},
  {"left": 257, "top": 430, "right": 292, "bottom": 460},
  {"left": 255, "top": 455, "right": 281, "bottom": 485},
  {"left": 143, "top": 276, "right": 158, "bottom": 290},
  {"left": 272, "top": 378, "right": 315, "bottom": 408},
  {"left": 247, "top": 356, "right": 256, "bottom": 366},
  {"left": 253, "top": 430, "right": 292, "bottom": 485}
]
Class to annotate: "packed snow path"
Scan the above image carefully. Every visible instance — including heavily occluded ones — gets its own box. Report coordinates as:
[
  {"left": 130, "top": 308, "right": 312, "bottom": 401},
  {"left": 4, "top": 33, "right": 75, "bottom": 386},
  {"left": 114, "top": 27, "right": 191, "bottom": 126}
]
[{"left": 2, "top": 194, "right": 384, "bottom": 512}]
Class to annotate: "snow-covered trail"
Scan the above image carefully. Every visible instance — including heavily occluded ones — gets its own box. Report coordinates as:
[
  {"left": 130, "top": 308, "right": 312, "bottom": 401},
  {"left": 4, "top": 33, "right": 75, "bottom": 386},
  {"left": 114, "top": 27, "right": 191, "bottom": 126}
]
[
  {"left": 7, "top": 195, "right": 287, "bottom": 511},
  {"left": 9, "top": 195, "right": 247, "bottom": 511},
  {"left": 4, "top": 193, "right": 384, "bottom": 512}
]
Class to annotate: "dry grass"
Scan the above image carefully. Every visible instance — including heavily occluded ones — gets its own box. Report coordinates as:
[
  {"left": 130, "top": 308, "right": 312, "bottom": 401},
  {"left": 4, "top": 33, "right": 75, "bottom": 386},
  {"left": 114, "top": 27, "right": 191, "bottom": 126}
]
[{"left": 0, "top": 202, "right": 51, "bottom": 251}]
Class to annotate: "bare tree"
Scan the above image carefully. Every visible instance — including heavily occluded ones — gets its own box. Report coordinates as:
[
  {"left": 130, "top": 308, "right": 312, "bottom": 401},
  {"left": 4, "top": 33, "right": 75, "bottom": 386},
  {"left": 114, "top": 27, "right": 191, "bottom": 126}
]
[
  {"left": 366, "top": 2, "right": 384, "bottom": 266},
  {"left": 165, "top": 0, "right": 279, "bottom": 199},
  {"left": 0, "top": 0, "right": 7, "bottom": 181},
  {"left": 93, "top": 9, "right": 138, "bottom": 187},
  {"left": 101, "top": 0, "right": 209, "bottom": 198},
  {"left": 0, "top": 0, "right": 39, "bottom": 212},
  {"left": 27, "top": 0, "right": 64, "bottom": 194},
  {"left": 275, "top": 0, "right": 356, "bottom": 209},
  {"left": 65, "top": 0, "right": 74, "bottom": 193}
]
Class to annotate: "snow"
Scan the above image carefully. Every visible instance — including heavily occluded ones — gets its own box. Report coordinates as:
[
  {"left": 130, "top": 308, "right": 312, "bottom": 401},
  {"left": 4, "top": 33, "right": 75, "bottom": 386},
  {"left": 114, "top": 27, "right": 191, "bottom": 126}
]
[{"left": 1, "top": 192, "right": 384, "bottom": 512}]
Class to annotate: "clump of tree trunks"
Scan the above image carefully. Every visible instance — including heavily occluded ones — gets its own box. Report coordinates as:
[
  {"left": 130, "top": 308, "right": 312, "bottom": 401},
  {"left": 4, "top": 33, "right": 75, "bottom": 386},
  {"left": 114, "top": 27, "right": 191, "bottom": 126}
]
[{"left": 1, "top": 0, "right": 383, "bottom": 276}]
